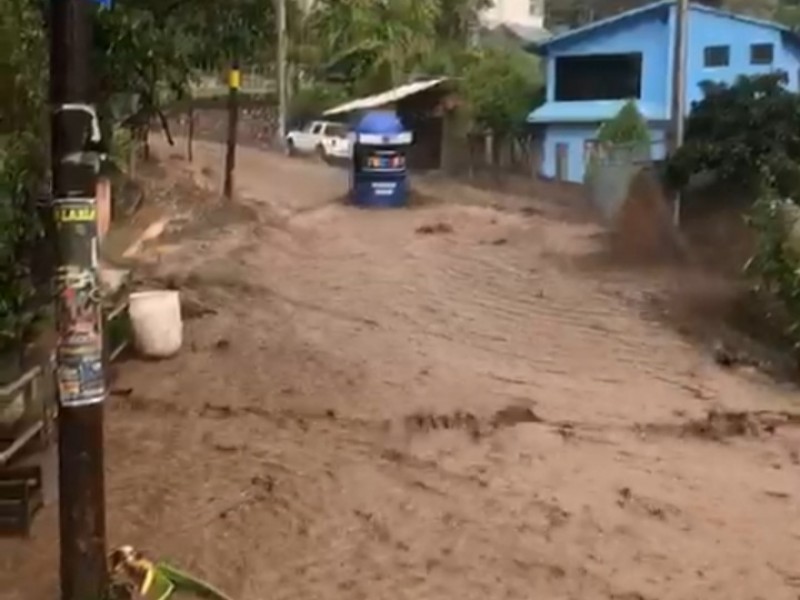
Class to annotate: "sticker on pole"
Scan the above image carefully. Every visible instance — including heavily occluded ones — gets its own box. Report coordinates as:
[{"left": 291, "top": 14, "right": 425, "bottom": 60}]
[
  {"left": 54, "top": 203, "right": 96, "bottom": 223},
  {"left": 55, "top": 265, "right": 106, "bottom": 406},
  {"left": 57, "top": 357, "right": 105, "bottom": 406}
]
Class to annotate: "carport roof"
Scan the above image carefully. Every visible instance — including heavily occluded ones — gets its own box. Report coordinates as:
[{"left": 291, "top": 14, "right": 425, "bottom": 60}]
[{"left": 323, "top": 78, "right": 449, "bottom": 116}]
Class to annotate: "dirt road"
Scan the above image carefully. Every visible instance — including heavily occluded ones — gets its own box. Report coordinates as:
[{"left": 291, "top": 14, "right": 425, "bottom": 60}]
[{"left": 3, "top": 139, "right": 800, "bottom": 600}]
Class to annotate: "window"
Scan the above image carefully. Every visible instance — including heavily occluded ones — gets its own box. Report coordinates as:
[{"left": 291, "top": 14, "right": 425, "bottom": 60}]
[
  {"left": 326, "top": 124, "right": 348, "bottom": 138},
  {"left": 703, "top": 45, "right": 729, "bottom": 67},
  {"left": 554, "top": 53, "right": 642, "bottom": 101},
  {"left": 310, "top": 123, "right": 323, "bottom": 134},
  {"left": 750, "top": 43, "right": 774, "bottom": 65}
]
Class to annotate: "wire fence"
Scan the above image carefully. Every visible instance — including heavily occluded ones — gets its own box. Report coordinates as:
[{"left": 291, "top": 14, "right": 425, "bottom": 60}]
[
  {"left": 190, "top": 70, "right": 276, "bottom": 98},
  {"left": 585, "top": 139, "right": 666, "bottom": 221}
]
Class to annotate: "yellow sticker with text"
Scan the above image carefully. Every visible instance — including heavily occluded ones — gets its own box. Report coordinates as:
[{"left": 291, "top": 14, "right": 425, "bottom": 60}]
[{"left": 56, "top": 206, "right": 96, "bottom": 223}]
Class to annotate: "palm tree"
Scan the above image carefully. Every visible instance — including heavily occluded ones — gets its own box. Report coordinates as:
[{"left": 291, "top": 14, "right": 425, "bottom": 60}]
[{"left": 302, "top": 0, "right": 440, "bottom": 92}]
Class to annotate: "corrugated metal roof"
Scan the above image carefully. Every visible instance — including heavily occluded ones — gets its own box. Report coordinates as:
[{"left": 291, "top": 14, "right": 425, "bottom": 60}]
[
  {"left": 323, "top": 78, "right": 448, "bottom": 116},
  {"left": 500, "top": 23, "right": 552, "bottom": 43},
  {"left": 527, "top": 100, "right": 668, "bottom": 123}
]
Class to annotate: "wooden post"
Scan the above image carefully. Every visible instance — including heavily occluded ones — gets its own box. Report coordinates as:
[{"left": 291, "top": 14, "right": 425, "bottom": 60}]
[
  {"left": 276, "top": 0, "right": 288, "bottom": 144},
  {"left": 187, "top": 99, "right": 195, "bottom": 163},
  {"left": 223, "top": 62, "right": 240, "bottom": 199},
  {"left": 50, "top": 0, "right": 109, "bottom": 598},
  {"left": 670, "top": 0, "right": 689, "bottom": 226}
]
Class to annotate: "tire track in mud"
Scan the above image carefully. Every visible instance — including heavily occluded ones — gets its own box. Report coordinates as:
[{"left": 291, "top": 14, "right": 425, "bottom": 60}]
[
  {"left": 433, "top": 246, "right": 692, "bottom": 366},
  {"left": 99, "top": 159, "right": 800, "bottom": 599},
  {"left": 383, "top": 240, "right": 714, "bottom": 427}
]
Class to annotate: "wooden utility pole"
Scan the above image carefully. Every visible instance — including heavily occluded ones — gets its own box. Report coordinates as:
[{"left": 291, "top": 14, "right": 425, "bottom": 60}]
[
  {"left": 50, "top": 0, "right": 109, "bottom": 598},
  {"left": 670, "top": 0, "right": 688, "bottom": 152},
  {"left": 187, "top": 96, "right": 195, "bottom": 163},
  {"left": 223, "top": 61, "right": 240, "bottom": 199},
  {"left": 670, "top": 0, "right": 689, "bottom": 225},
  {"left": 276, "top": 0, "right": 288, "bottom": 144}
]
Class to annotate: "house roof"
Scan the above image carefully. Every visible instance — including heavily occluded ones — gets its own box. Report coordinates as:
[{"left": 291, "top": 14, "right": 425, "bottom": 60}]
[
  {"left": 504, "top": 23, "right": 552, "bottom": 43},
  {"left": 527, "top": 99, "right": 668, "bottom": 123},
  {"left": 323, "top": 78, "right": 448, "bottom": 116},
  {"left": 485, "top": 22, "right": 552, "bottom": 44},
  {"left": 527, "top": 0, "right": 798, "bottom": 54}
]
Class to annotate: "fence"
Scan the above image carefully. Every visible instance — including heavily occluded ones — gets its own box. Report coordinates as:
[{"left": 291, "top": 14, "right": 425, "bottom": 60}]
[
  {"left": 584, "top": 139, "right": 666, "bottom": 222},
  {"left": 190, "top": 70, "right": 275, "bottom": 99},
  {"left": 464, "top": 131, "right": 541, "bottom": 178}
]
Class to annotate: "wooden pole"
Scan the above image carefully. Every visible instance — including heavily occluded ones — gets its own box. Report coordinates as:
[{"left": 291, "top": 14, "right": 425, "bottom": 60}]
[
  {"left": 187, "top": 97, "right": 195, "bottom": 163},
  {"left": 277, "top": 0, "right": 288, "bottom": 144},
  {"left": 670, "top": 0, "right": 689, "bottom": 226},
  {"left": 670, "top": 0, "right": 688, "bottom": 152},
  {"left": 223, "top": 61, "right": 240, "bottom": 199},
  {"left": 50, "top": 0, "right": 109, "bottom": 598}
]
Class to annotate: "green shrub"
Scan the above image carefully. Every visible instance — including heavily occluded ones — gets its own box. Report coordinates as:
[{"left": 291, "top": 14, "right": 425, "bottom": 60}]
[
  {"left": 585, "top": 101, "right": 650, "bottom": 183},
  {"left": 666, "top": 72, "right": 800, "bottom": 198},
  {"left": 0, "top": 0, "right": 47, "bottom": 358},
  {"left": 745, "top": 182, "right": 800, "bottom": 348},
  {"left": 596, "top": 100, "right": 651, "bottom": 146},
  {"left": 289, "top": 81, "right": 349, "bottom": 123}
]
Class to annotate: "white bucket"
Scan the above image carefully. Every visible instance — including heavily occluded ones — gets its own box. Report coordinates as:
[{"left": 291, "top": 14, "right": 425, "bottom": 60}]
[{"left": 128, "top": 290, "right": 183, "bottom": 358}]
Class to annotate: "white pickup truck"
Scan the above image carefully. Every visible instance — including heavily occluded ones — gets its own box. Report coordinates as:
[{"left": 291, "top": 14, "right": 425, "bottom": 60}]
[{"left": 285, "top": 120, "right": 352, "bottom": 161}]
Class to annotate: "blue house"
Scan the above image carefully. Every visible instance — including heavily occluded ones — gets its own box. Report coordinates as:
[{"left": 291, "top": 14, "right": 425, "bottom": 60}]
[{"left": 528, "top": 1, "right": 800, "bottom": 184}]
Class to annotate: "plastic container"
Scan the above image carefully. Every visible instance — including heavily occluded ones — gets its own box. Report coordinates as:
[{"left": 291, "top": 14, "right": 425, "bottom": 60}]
[{"left": 128, "top": 290, "right": 183, "bottom": 358}]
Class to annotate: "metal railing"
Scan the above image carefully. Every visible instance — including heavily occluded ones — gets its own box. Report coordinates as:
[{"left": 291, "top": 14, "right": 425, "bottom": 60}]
[{"left": 0, "top": 295, "right": 131, "bottom": 468}]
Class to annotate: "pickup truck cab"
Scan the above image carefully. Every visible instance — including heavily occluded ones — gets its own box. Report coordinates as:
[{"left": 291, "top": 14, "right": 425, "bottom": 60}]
[{"left": 286, "top": 120, "right": 351, "bottom": 161}]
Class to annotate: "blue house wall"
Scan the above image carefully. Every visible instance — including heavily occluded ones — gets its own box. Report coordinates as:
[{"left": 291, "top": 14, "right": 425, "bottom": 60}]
[
  {"left": 543, "top": 10, "right": 672, "bottom": 110},
  {"left": 684, "top": 9, "right": 800, "bottom": 105},
  {"left": 529, "top": 1, "right": 800, "bottom": 184}
]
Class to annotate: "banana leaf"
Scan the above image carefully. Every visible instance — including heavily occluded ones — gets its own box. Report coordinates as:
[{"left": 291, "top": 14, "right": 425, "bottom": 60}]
[
  {"left": 156, "top": 562, "right": 235, "bottom": 600},
  {"left": 142, "top": 567, "right": 176, "bottom": 600}
]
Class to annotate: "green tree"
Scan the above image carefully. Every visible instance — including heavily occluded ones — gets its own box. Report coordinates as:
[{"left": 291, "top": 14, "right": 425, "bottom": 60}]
[
  {"left": 93, "top": 0, "right": 276, "bottom": 153},
  {"left": 667, "top": 71, "right": 800, "bottom": 357},
  {"left": 666, "top": 71, "right": 800, "bottom": 198},
  {"left": 461, "top": 46, "right": 543, "bottom": 137},
  {"left": 596, "top": 100, "right": 650, "bottom": 145},
  {"left": 0, "top": 0, "right": 47, "bottom": 360},
  {"left": 435, "top": 0, "right": 491, "bottom": 42},
  {"left": 289, "top": 81, "right": 350, "bottom": 123},
  {"left": 586, "top": 100, "right": 650, "bottom": 183},
  {"left": 304, "top": 0, "right": 440, "bottom": 93}
]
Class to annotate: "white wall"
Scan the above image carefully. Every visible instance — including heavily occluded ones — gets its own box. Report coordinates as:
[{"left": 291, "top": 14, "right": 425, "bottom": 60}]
[{"left": 481, "top": 0, "right": 545, "bottom": 29}]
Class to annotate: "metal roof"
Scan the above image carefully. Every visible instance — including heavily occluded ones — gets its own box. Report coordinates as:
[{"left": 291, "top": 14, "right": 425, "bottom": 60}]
[
  {"left": 497, "top": 23, "right": 553, "bottom": 43},
  {"left": 527, "top": 0, "right": 798, "bottom": 54},
  {"left": 527, "top": 100, "right": 668, "bottom": 123},
  {"left": 323, "top": 78, "right": 449, "bottom": 116}
]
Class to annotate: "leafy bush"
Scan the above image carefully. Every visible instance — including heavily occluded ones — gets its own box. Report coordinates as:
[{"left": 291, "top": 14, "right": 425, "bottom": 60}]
[
  {"left": 584, "top": 101, "right": 650, "bottom": 183},
  {"left": 669, "top": 72, "right": 800, "bottom": 353},
  {"left": 0, "top": 158, "right": 39, "bottom": 358},
  {"left": 461, "top": 46, "right": 544, "bottom": 137},
  {"left": 0, "top": 0, "right": 47, "bottom": 359},
  {"left": 596, "top": 100, "right": 651, "bottom": 146},
  {"left": 289, "top": 82, "right": 349, "bottom": 124},
  {"left": 666, "top": 72, "right": 800, "bottom": 198}
]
